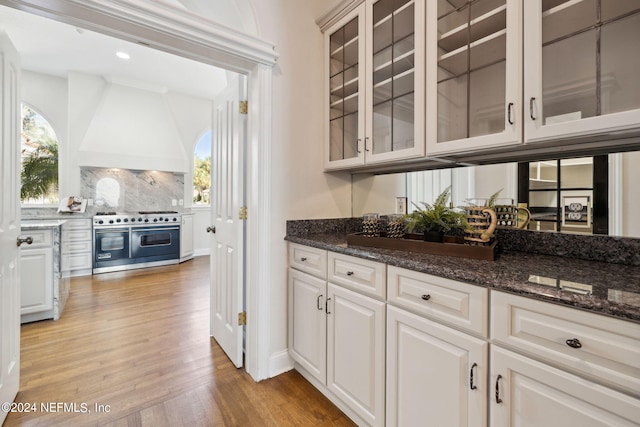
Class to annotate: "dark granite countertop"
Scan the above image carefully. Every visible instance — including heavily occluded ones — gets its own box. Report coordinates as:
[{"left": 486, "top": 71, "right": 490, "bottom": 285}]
[{"left": 286, "top": 233, "right": 640, "bottom": 323}]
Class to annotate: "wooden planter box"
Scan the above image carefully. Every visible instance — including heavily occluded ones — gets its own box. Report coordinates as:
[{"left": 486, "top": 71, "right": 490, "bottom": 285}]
[{"left": 346, "top": 233, "right": 497, "bottom": 261}]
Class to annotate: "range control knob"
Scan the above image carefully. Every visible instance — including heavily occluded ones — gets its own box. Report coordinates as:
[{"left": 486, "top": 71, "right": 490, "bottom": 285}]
[
  {"left": 153, "top": 218, "right": 158, "bottom": 222},
  {"left": 165, "top": 218, "right": 169, "bottom": 222},
  {"left": 109, "top": 220, "right": 114, "bottom": 224},
  {"left": 98, "top": 220, "right": 104, "bottom": 224},
  {"left": 116, "top": 218, "right": 121, "bottom": 223},
  {"left": 173, "top": 217, "right": 177, "bottom": 222},
  {"left": 130, "top": 218, "right": 135, "bottom": 222},
  {"left": 144, "top": 219, "right": 149, "bottom": 222},
  {"left": 138, "top": 218, "right": 143, "bottom": 222}
]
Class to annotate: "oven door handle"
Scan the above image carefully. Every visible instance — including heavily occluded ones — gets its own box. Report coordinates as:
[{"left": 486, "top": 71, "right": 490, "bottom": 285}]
[
  {"left": 95, "top": 228, "right": 130, "bottom": 234},
  {"left": 132, "top": 227, "right": 180, "bottom": 232}
]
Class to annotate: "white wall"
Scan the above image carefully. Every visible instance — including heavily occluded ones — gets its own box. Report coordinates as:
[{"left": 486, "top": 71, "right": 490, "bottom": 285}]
[{"left": 250, "top": 0, "right": 352, "bottom": 374}]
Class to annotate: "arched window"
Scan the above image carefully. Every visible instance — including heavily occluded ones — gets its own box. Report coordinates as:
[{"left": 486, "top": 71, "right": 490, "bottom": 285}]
[
  {"left": 193, "top": 130, "right": 211, "bottom": 205},
  {"left": 21, "top": 103, "right": 59, "bottom": 205}
]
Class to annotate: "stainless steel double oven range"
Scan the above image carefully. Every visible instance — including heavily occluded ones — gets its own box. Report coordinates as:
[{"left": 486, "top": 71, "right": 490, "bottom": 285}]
[{"left": 93, "top": 211, "right": 181, "bottom": 274}]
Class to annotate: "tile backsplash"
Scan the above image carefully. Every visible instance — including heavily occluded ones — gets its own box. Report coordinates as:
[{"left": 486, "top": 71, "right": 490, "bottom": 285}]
[{"left": 81, "top": 167, "right": 184, "bottom": 212}]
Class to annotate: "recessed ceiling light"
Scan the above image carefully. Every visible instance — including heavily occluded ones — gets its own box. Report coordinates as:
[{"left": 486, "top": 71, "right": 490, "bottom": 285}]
[{"left": 116, "top": 51, "right": 130, "bottom": 60}]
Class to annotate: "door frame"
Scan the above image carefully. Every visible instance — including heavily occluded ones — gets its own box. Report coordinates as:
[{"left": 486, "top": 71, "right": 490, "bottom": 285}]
[{"left": 0, "top": 0, "right": 277, "bottom": 381}]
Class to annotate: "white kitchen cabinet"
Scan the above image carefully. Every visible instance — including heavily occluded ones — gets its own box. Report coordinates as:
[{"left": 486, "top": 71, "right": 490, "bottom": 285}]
[
  {"left": 523, "top": 1, "right": 640, "bottom": 145},
  {"left": 327, "top": 283, "right": 386, "bottom": 427},
  {"left": 21, "top": 246, "right": 54, "bottom": 317},
  {"left": 490, "top": 346, "right": 640, "bottom": 427},
  {"left": 387, "top": 305, "right": 487, "bottom": 427},
  {"left": 61, "top": 218, "right": 93, "bottom": 277},
  {"left": 325, "top": 0, "right": 425, "bottom": 170},
  {"left": 288, "top": 268, "right": 327, "bottom": 384},
  {"left": 180, "top": 213, "right": 194, "bottom": 262},
  {"left": 20, "top": 226, "right": 61, "bottom": 323},
  {"left": 491, "top": 290, "right": 640, "bottom": 398},
  {"left": 288, "top": 244, "right": 386, "bottom": 426},
  {"left": 426, "top": 0, "right": 523, "bottom": 156}
]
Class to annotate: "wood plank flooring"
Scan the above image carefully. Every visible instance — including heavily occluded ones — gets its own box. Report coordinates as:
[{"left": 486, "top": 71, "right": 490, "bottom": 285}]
[{"left": 4, "top": 257, "right": 354, "bottom": 427}]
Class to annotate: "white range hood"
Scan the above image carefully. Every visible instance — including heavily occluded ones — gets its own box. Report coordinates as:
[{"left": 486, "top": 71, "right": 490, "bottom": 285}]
[{"left": 77, "top": 79, "right": 188, "bottom": 173}]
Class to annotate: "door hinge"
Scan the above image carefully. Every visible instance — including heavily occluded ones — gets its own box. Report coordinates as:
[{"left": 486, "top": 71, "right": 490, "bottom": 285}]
[
  {"left": 239, "top": 206, "right": 248, "bottom": 220},
  {"left": 239, "top": 100, "right": 248, "bottom": 115},
  {"left": 238, "top": 311, "right": 247, "bottom": 326}
]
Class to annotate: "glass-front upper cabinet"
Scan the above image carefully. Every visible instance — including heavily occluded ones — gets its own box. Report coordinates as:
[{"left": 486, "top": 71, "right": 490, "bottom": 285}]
[
  {"left": 326, "top": 5, "right": 366, "bottom": 170},
  {"left": 325, "top": 0, "right": 425, "bottom": 170},
  {"left": 426, "top": 0, "right": 522, "bottom": 155},
  {"left": 524, "top": 1, "right": 640, "bottom": 143}
]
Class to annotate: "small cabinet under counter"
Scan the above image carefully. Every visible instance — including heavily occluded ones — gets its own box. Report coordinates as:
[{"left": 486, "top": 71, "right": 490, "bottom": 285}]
[{"left": 20, "top": 220, "right": 69, "bottom": 323}]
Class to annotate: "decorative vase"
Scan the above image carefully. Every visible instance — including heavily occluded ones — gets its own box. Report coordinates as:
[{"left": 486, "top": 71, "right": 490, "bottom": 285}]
[
  {"left": 463, "top": 206, "right": 497, "bottom": 246},
  {"left": 386, "top": 214, "right": 405, "bottom": 238},
  {"left": 424, "top": 230, "right": 444, "bottom": 243}
]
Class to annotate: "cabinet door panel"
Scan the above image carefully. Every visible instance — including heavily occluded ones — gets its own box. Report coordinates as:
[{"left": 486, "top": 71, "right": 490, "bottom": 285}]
[
  {"left": 524, "top": 1, "right": 640, "bottom": 143},
  {"left": 327, "top": 284, "right": 385, "bottom": 427},
  {"left": 491, "top": 346, "right": 640, "bottom": 427},
  {"left": 20, "top": 248, "right": 53, "bottom": 315},
  {"left": 288, "top": 269, "right": 327, "bottom": 384},
  {"left": 427, "top": 0, "right": 522, "bottom": 155},
  {"left": 387, "top": 306, "right": 487, "bottom": 427},
  {"left": 326, "top": 4, "right": 366, "bottom": 169}
]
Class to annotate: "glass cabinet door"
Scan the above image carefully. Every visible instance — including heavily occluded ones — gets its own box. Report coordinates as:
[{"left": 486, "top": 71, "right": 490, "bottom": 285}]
[
  {"left": 524, "top": 1, "right": 640, "bottom": 143},
  {"left": 426, "top": 0, "right": 521, "bottom": 155},
  {"left": 327, "top": 6, "right": 365, "bottom": 168},
  {"left": 365, "top": 0, "right": 425, "bottom": 163}
]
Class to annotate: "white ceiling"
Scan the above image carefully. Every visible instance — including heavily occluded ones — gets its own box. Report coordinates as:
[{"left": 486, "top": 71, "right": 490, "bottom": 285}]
[{"left": 0, "top": 5, "right": 228, "bottom": 100}]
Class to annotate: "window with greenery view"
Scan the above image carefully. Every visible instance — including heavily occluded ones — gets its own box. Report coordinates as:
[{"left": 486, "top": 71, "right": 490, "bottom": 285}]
[
  {"left": 193, "top": 130, "right": 211, "bottom": 205},
  {"left": 21, "top": 104, "right": 59, "bottom": 205}
]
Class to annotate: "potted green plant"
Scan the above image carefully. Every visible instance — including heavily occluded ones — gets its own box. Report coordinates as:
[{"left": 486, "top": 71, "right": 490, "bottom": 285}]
[{"left": 405, "top": 187, "right": 468, "bottom": 242}]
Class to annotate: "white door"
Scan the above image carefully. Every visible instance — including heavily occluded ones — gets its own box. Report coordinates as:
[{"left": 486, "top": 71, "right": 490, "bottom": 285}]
[
  {"left": 0, "top": 32, "right": 22, "bottom": 424},
  {"left": 210, "top": 74, "right": 245, "bottom": 368}
]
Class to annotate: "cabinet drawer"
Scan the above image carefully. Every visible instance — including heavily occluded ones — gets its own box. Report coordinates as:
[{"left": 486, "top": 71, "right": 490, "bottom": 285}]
[
  {"left": 62, "top": 219, "right": 92, "bottom": 231},
  {"left": 62, "top": 240, "right": 92, "bottom": 254},
  {"left": 62, "top": 252, "right": 93, "bottom": 271},
  {"left": 62, "top": 229, "right": 92, "bottom": 242},
  {"left": 289, "top": 243, "right": 327, "bottom": 279},
  {"left": 20, "top": 229, "right": 53, "bottom": 248},
  {"left": 491, "top": 291, "right": 640, "bottom": 396},
  {"left": 327, "top": 252, "right": 386, "bottom": 300},
  {"left": 387, "top": 266, "right": 488, "bottom": 337}
]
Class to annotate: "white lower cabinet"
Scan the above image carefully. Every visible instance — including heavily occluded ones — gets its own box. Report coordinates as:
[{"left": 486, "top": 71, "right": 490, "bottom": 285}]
[
  {"left": 61, "top": 218, "right": 93, "bottom": 277},
  {"left": 490, "top": 346, "right": 640, "bottom": 427},
  {"left": 289, "top": 244, "right": 640, "bottom": 426},
  {"left": 327, "top": 283, "right": 386, "bottom": 427},
  {"left": 386, "top": 305, "right": 487, "bottom": 427},
  {"left": 288, "top": 246, "right": 386, "bottom": 427},
  {"left": 21, "top": 246, "right": 54, "bottom": 317},
  {"left": 180, "top": 213, "right": 194, "bottom": 262},
  {"left": 288, "top": 268, "right": 327, "bottom": 383}
]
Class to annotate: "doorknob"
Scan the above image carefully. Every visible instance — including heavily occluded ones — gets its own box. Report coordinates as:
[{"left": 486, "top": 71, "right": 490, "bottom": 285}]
[
  {"left": 17, "top": 236, "right": 34, "bottom": 247},
  {"left": 206, "top": 226, "right": 216, "bottom": 233}
]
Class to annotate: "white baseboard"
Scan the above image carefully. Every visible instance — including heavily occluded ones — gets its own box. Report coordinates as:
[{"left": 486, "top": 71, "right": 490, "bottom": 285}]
[
  {"left": 269, "top": 349, "right": 294, "bottom": 378},
  {"left": 194, "top": 248, "right": 210, "bottom": 257}
]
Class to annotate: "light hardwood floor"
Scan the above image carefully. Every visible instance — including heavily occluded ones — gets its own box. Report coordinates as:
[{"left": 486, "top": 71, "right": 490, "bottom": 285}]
[{"left": 5, "top": 256, "right": 354, "bottom": 426}]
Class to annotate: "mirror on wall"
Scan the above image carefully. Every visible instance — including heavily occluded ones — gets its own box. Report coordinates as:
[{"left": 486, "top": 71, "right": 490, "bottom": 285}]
[{"left": 352, "top": 151, "right": 640, "bottom": 238}]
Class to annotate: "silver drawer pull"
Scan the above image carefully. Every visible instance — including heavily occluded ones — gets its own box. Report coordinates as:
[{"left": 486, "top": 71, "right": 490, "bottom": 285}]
[
  {"left": 421, "top": 294, "right": 431, "bottom": 301},
  {"left": 300, "top": 257, "right": 307, "bottom": 262},
  {"left": 346, "top": 271, "right": 354, "bottom": 276},
  {"left": 565, "top": 338, "right": 582, "bottom": 349}
]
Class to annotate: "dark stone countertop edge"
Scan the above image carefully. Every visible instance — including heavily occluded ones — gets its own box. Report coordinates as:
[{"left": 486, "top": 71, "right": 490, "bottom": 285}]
[{"left": 285, "top": 234, "right": 640, "bottom": 324}]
